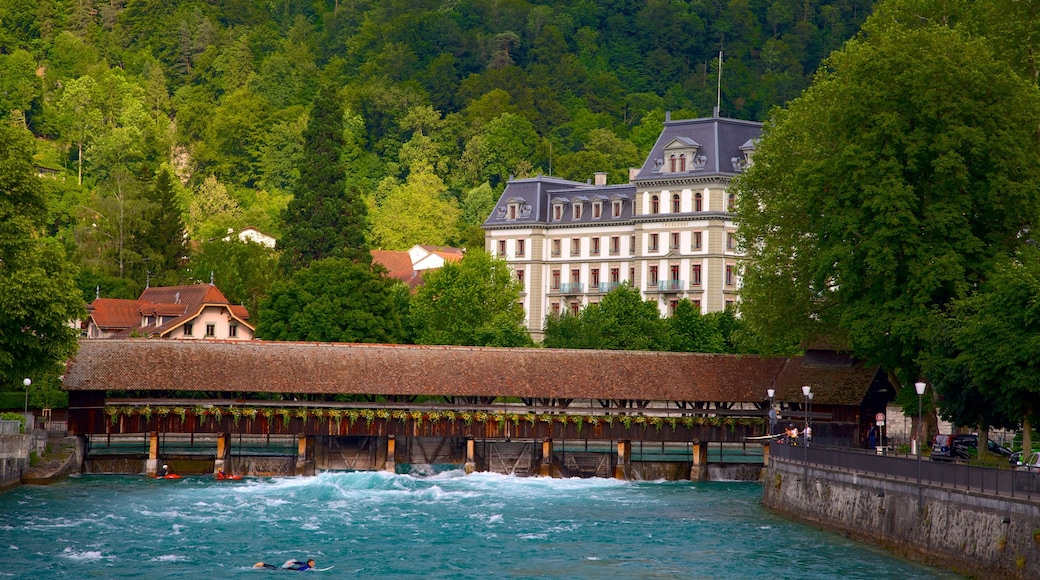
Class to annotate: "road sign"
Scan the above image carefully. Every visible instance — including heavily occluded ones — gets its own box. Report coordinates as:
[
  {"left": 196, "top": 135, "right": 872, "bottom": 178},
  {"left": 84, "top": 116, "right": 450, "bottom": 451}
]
[{"left": 875, "top": 413, "right": 885, "bottom": 422}]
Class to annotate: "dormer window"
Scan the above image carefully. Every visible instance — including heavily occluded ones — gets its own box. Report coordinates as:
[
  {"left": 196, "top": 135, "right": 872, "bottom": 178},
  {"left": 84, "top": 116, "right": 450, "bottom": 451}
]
[
  {"left": 592, "top": 202, "right": 602, "bottom": 218},
  {"left": 612, "top": 200, "right": 622, "bottom": 217},
  {"left": 553, "top": 203, "right": 564, "bottom": 221},
  {"left": 572, "top": 202, "right": 583, "bottom": 220},
  {"left": 508, "top": 203, "right": 518, "bottom": 220},
  {"left": 663, "top": 137, "right": 705, "bottom": 173},
  {"left": 679, "top": 154, "right": 686, "bottom": 172}
]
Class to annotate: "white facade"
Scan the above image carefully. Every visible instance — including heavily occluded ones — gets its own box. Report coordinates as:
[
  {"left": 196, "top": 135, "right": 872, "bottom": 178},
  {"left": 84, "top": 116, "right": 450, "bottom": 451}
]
[{"left": 483, "top": 113, "right": 760, "bottom": 341}]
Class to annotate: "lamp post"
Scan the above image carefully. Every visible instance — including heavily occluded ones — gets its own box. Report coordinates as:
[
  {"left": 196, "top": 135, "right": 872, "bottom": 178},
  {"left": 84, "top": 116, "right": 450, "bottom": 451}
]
[
  {"left": 801, "top": 385, "right": 811, "bottom": 463},
  {"left": 23, "top": 378, "right": 31, "bottom": 415},
  {"left": 767, "top": 388, "right": 776, "bottom": 435},
  {"left": 915, "top": 381, "right": 927, "bottom": 510},
  {"left": 807, "top": 391, "right": 814, "bottom": 445}
]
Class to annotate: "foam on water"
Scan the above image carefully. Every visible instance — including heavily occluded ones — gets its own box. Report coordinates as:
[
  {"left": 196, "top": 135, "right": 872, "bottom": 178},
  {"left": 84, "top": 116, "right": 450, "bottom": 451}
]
[{"left": 0, "top": 473, "right": 964, "bottom": 579}]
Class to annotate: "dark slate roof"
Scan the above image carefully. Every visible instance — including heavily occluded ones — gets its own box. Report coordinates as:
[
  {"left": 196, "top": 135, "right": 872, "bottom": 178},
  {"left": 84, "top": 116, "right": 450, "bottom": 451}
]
[
  {"left": 633, "top": 114, "right": 762, "bottom": 181},
  {"left": 62, "top": 340, "right": 885, "bottom": 407},
  {"left": 483, "top": 176, "right": 636, "bottom": 228}
]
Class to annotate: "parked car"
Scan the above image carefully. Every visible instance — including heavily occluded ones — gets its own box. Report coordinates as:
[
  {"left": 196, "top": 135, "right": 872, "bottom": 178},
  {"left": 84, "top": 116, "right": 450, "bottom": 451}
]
[
  {"left": 1016, "top": 451, "right": 1040, "bottom": 471},
  {"left": 930, "top": 434, "right": 1013, "bottom": 461}
]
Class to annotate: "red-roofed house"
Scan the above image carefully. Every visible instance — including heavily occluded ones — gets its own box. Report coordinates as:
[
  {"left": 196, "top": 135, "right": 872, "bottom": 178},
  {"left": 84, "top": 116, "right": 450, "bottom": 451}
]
[
  {"left": 372, "top": 245, "right": 465, "bottom": 291},
  {"left": 85, "top": 284, "right": 254, "bottom": 340}
]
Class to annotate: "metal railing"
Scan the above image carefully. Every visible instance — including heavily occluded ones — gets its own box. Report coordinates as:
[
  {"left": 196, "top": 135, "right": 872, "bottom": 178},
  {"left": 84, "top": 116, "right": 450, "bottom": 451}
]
[
  {"left": 770, "top": 442, "right": 1040, "bottom": 501},
  {"left": 597, "top": 282, "right": 620, "bottom": 293},
  {"left": 658, "top": 279, "right": 685, "bottom": 292},
  {"left": 560, "top": 282, "right": 584, "bottom": 294},
  {"left": 0, "top": 420, "right": 22, "bottom": 434}
]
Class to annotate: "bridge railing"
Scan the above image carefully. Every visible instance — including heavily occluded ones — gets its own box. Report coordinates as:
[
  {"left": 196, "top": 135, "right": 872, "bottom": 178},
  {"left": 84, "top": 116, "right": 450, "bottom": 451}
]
[{"left": 770, "top": 441, "right": 1040, "bottom": 501}]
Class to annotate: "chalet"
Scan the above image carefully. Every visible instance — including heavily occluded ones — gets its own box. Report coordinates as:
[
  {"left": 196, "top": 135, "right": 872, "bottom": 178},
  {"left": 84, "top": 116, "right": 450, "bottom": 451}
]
[{"left": 85, "top": 284, "right": 254, "bottom": 340}]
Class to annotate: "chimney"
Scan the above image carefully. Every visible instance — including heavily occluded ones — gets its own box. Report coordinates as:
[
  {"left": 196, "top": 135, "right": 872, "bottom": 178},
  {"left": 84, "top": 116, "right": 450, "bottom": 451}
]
[
  {"left": 594, "top": 172, "right": 607, "bottom": 186},
  {"left": 665, "top": 111, "right": 671, "bottom": 123},
  {"left": 629, "top": 167, "right": 640, "bottom": 181}
]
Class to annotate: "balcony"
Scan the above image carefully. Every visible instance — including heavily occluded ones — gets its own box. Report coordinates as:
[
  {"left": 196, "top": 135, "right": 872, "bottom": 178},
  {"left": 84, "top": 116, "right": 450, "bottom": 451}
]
[
  {"left": 560, "top": 282, "right": 585, "bottom": 294},
  {"left": 648, "top": 280, "right": 685, "bottom": 293},
  {"left": 596, "top": 282, "right": 621, "bottom": 293}
]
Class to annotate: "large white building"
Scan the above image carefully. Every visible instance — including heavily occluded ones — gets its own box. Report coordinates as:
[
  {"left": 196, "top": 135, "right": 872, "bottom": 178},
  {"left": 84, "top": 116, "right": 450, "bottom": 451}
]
[{"left": 482, "top": 112, "right": 761, "bottom": 340}]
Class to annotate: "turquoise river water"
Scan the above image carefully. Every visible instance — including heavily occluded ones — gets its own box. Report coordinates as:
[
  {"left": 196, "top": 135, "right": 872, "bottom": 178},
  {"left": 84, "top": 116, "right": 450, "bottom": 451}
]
[{"left": 0, "top": 472, "right": 960, "bottom": 579}]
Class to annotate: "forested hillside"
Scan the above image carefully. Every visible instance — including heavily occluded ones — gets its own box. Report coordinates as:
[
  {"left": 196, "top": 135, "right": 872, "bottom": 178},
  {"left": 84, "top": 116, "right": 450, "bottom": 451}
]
[{"left": 0, "top": 0, "right": 875, "bottom": 303}]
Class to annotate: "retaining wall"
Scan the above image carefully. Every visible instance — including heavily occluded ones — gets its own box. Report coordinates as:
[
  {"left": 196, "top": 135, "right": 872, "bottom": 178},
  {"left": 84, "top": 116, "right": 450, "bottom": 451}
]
[
  {"left": 0, "top": 432, "right": 47, "bottom": 490},
  {"left": 763, "top": 457, "right": 1040, "bottom": 579}
]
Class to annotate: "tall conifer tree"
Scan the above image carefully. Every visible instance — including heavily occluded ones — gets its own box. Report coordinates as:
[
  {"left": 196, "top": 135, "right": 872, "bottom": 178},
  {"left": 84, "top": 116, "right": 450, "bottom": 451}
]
[
  {"left": 140, "top": 165, "right": 185, "bottom": 285},
  {"left": 279, "top": 83, "right": 369, "bottom": 273}
]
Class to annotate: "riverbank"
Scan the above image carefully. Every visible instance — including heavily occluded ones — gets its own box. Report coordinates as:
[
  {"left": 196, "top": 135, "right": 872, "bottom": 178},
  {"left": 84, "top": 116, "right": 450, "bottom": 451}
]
[
  {"left": 0, "top": 432, "right": 82, "bottom": 491},
  {"left": 763, "top": 455, "right": 1040, "bottom": 579}
]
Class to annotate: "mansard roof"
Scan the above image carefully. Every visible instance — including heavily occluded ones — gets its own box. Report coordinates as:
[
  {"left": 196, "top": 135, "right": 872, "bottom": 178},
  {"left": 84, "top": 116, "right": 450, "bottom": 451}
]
[
  {"left": 483, "top": 175, "right": 636, "bottom": 228},
  {"left": 633, "top": 114, "right": 762, "bottom": 181},
  {"left": 63, "top": 340, "right": 885, "bottom": 407}
]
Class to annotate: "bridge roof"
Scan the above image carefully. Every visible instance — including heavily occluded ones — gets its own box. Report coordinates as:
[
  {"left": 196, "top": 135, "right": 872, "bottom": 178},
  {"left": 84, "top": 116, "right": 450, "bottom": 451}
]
[{"left": 62, "top": 340, "right": 884, "bottom": 405}]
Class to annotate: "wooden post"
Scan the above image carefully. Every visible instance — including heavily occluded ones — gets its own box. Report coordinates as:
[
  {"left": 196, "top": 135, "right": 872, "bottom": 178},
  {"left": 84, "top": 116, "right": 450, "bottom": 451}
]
[
  {"left": 690, "top": 442, "right": 708, "bottom": 481},
  {"left": 295, "top": 434, "right": 314, "bottom": 476},
  {"left": 146, "top": 431, "right": 159, "bottom": 476},
  {"left": 464, "top": 437, "right": 476, "bottom": 474},
  {"left": 385, "top": 435, "right": 396, "bottom": 473},
  {"left": 614, "top": 439, "right": 631, "bottom": 480},
  {"left": 762, "top": 443, "right": 770, "bottom": 467},
  {"left": 215, "top": 433, "right": 228, "bottom": 475},
  {"left": 539, "top": 438, "right": 554, "bottom": 477}
]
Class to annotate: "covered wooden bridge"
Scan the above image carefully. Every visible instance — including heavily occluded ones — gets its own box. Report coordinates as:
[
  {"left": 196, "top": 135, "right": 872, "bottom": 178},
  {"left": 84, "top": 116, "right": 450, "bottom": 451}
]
[{"left": 62, "top": 340, "right": 888, "bottom": 479}]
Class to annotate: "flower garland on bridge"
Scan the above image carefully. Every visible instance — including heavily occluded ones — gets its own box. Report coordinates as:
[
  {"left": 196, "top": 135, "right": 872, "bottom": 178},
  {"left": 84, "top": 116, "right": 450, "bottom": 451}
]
[{"left": 103, "top": 405, "right": 763, "bottom": 433}]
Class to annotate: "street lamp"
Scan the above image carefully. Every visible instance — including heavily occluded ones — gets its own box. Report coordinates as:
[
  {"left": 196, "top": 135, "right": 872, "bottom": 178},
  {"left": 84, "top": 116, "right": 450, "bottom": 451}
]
[
  {"left": 767, "top": 388, "right": 776, "bottom": 435},
  {"left": 807, "top": 391, "right": 814, "bottom": 445},
  {"left": 801, "top": 385, "right": 811, "bottom": 464},
  {"left": 23, "top": 378, "right": 32, "bottom": 415},
  {"left": 915, "top": 381, "right": 927, "bottom": 509}
]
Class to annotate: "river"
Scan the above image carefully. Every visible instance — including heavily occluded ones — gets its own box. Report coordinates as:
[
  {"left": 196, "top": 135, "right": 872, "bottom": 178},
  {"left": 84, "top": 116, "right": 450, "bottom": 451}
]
[{"left": 0, "top": 472, "right": 960, "bottom": 578}]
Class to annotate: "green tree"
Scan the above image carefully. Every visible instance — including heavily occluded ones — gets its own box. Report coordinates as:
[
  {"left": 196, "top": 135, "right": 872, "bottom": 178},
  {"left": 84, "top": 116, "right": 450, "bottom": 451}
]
[
  {"left": 410, "top": 250, "right": 531, "bottom": 347},
  {"left": 735, "top": 20, "right": 1040, "bottom": 394},
  {"left": 257, "top": 258, "right": 404, "bottom": 343},
  {"left": 279, "top": 83, "right": 369, "bottom": 272},
  {"left": 0, "top": 123, "right": 84, "bottom": 384},
  {"left": 543, "top": 284, "right": 672, "bottom": 351},
  {"left": 188, "top": 238, "right": 279, "bottom": 318},
  {"left": 370, "top": 167, "right": 460, "bottom": 250},
  {"left": 668, "top": 299, "right": 727, "bottom": 353},
  {"left": 139, "top": 166, "right": 186, "bottom": 285}
]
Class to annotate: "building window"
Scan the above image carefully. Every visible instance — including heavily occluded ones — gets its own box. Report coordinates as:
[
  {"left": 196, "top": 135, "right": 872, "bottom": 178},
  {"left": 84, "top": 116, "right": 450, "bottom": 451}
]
[
  {"left": 670, "top": 264, "right": 680, "bottom": 285},
  {"left": 630, "top": 266, "right": 635, "bottom": 282},
  {"left": 551, "top": 239, "right": 561, "bottom": 257},
  {"left": 630, "top": 235, "right": 635, "bottom": 255},
  {"left": 516, "top": 239, "right": 525, "bottom": 257},
  {"left": 692, "top": 231, "right": 702, "bottom": 250},
  {"left": 206, "top": 323, "right": 216, "bottom": 337},
  {"left": 184, "top": 323, "right": 193, "bottom": 336},
  {"left": 669, "top": 154, "right": 676, "bottom": 173},
  {"left": 679, "top": 154, "right": 686, "bottom": 172},
  {"left": 508, "top": 204, "right": 518, "bottom": 220},
  {"left": 651, "top": 195, "right": 660, "bottom": 214},
  {"left": 610, "top": 236, "right": 620, "bottom": 255},
  {"left": 672, "top": 194, "right": 680, "bottom": 213},
  {"left": 498, "top": 240, "right": 507, "bottom": 256},
  {"left": 612, "top": 200, "right": 622, "bottom": 217},
  {"left": 725, "top": 265, "right": 735, "bottom": 286},
  {"left": 571, "top": 268, "right": 581, "bottom": 284},
  {"left": 695, "top": 192, "right": 703, "bottom": 212},
  {"left": 571, "top": 238, "right": 580, "bottom": 256},
  {"left": 649, "top": 233, "right": 659, "bottom": 251},
  {"left": 610, "top": 268, "right": 620, "bottom": 284},
  {"left": 727, "top": 232, "right": 736, "bottom": 250},
  {"left": 551, "top": 302, "right": 560, "bottom": 316},
  {"left": 669, "top": 232, "right": 680, "bottom": 250},
  {"left": 553, "top": 204, "right": 564, "bottom": 221},
  {"left": 573, "top": 203, "right": 583, "bottom": 220},
  {"left": 229, "top": 324, "right": 238, "bottom": 338},
  {"left": 648, "top": 265, "right": 659, "bottom": 285},
  {"left": 552, "top": 269, "right": 561, "bottom": 289},
  {"left": 591, "top": 268, "right": 600, "bottom": 287},
  {"left": 591, "top": 237, "right": 600, "bottom": 256},
  {"left": 570, "top": 301, "right": 581, "bottom": 315},
  {"left": 693, "top": 299, "right": 701, "bottom": 310},
  {"left": 691, "top": 264, "right": 702, "bottom": 286},
  {"left": 516, "top": 269, "right": 525, "bottom": 284},
  {"left": 669, "top": 299, "right": 679, "bottom": 314},
  {"left": 726, "top": 299, "right": 735, "bottom": 310},
  {"left": 593, "top": 202, "right": 602, "bottom": 218},
  {"left": 728, "top": 193, "right": 736, "bottom": 211}
]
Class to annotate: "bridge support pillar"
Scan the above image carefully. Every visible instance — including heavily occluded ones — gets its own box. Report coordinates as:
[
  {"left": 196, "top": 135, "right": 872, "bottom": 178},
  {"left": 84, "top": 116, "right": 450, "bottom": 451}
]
[
  {"left": 539, "top": 438, "right": 554, "bottom": 476},
  {"left": 295, "top": 435, "right": 314, "bottom": 476},
  {"left": 146, "top": 431, "right": 159, "bottom": 476},
  {"left": 384, "top": 436, "right": 396, "bottom": 473},
  {"left": 215, "top": 433, "right": 228, "bottom": 475},
  {"left": 614, "top": 439, "right": 631, "bottom": 480},
  {"left": 690, "top": 442, "right": 708, "bottom": 481},
  {"left": 464, "top": 437, "right": 476, "bottom": 474}
]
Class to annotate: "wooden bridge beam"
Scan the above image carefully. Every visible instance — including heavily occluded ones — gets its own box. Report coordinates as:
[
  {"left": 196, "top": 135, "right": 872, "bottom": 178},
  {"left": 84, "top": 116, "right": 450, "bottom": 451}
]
[
  {"left": 146, "top": 431, "right": 158, "bottom": 476},
  {"left": 690, "top": 442, "right": 709, "bottom": 481},
  {"left": 464, "top": 437, "right": 476, "bottom": 474},
  {"left": 539, "top": 438, "right": 553, "bottom": 477},
  {"left": 614, "top": 439, "right": 631, "bottom": 480},
  {"left": 385, "top": 435, "right": 396, "bottom": 473}
]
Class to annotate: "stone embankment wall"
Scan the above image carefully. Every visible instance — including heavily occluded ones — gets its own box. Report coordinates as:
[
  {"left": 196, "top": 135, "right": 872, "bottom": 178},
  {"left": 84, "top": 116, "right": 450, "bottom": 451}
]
[
  {"left": 763, "top": 458, "right": 1040, "bottom": 579},
  {"left": 0, "top": 431, "right": 47, "bottom": 490}
]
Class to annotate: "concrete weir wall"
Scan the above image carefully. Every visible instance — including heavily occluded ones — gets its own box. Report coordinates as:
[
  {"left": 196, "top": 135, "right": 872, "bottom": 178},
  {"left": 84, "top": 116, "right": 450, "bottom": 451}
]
[
  {"left": 763, "top": 458, "right": 1040, "bottom": 579},
  {"left": 0, "top": 432, "right": 47, "bottom": 490}
]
